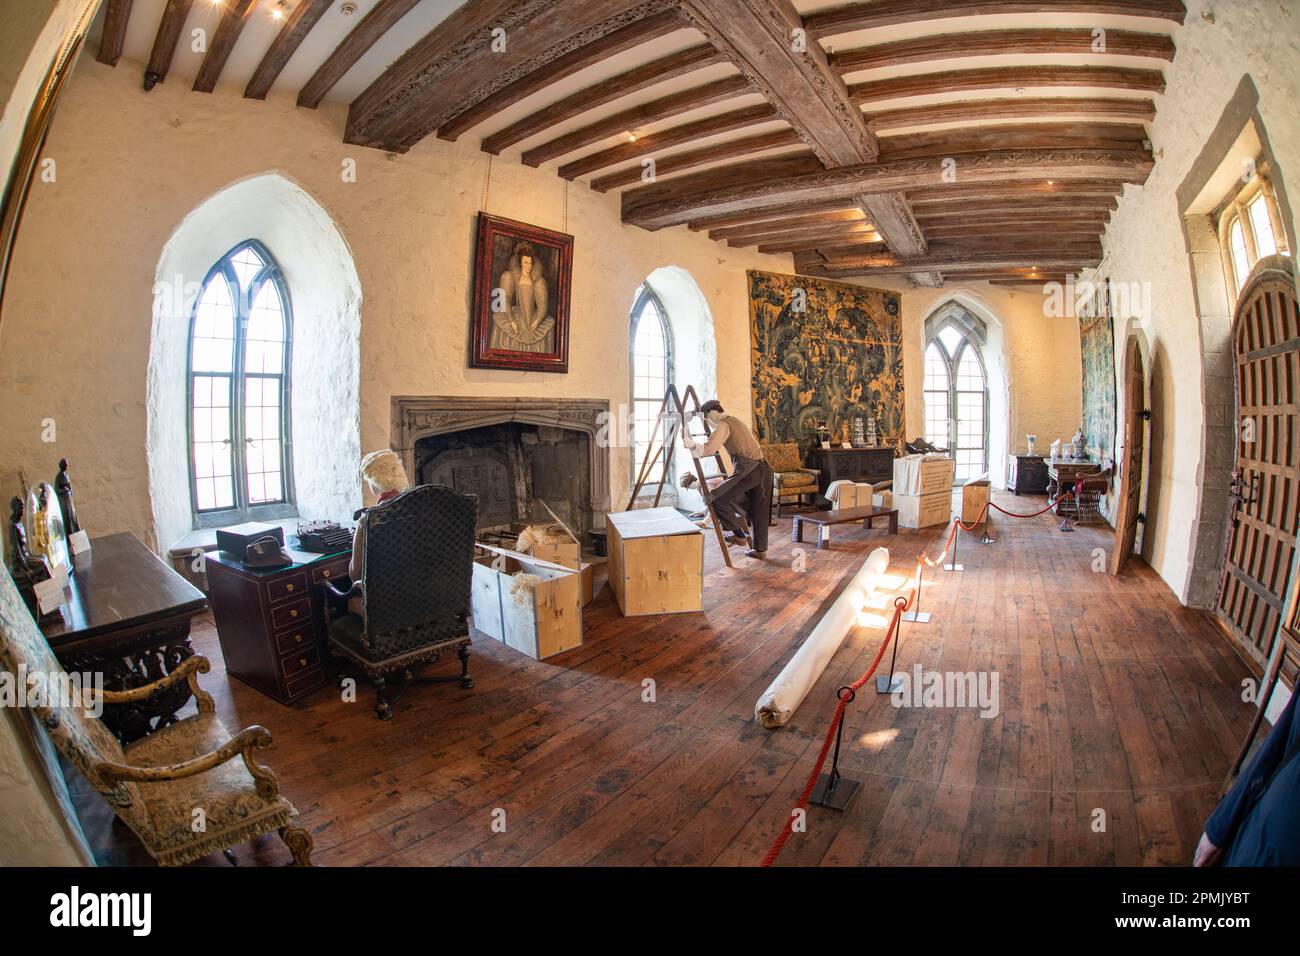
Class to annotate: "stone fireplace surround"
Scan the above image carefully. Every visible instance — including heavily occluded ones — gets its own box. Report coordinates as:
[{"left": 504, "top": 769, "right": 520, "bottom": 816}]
[{"left": 390, "top": 396, "right": 611, "bottom": 535}]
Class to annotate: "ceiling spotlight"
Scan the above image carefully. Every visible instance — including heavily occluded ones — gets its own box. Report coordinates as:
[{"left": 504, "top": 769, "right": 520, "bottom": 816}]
[
  {"left": 341, "top": 1, "right": 358, "bottom": 13},
  {"left": 272, "top": 0, "right": 289, "bottom": 20},
  {"left": 627, "top": 131, "right": 638, "bottom": 142}
]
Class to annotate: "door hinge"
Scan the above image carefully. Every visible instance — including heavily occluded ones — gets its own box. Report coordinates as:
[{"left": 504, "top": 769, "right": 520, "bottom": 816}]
[
  {"left": 1141, "top": 408, "right": 1152, "bottom": 421},
  {"left": 1136, "top": 512, "right": 1146, "bottom": 523}
]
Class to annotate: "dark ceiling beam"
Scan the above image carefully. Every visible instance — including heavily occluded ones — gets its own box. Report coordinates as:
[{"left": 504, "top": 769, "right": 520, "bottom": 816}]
[
  {"left": 914, "top": 197, "right": 1118, "bottom": 218},
  {"left": 868, "top": 96, "right": 1156, "bottom": 131},
  {"left": 96, "top": 0, "right": 134, "bottom": 66},
  {"left": 346, "top": 0, "right": 677, "bottom": 153},
  {"left": 442, "top": 9, "right": 686, "bottom": 144},
  {"left": 522, "top": 75, "right": 751, "bottom": 167},
  {"left": 755, "top": 230, "right": 884, "bottom": 254},
  {"left": 245, "top": 0, "right": 335, "bottom": 100},
  {"left": 830, "top": 29, "right": 1175, "bottom": 75},
  {"left": 686, "top": 197, "right": 863, "bottom": 232},
  {"left": 879, "top": 121, "right": 1148, "bottom": 162},
  {"left": 907, "top": 179, "right": 1126, "bottom": 203},
  {"left": 591, "top": 129, "right": 805, "bottom": 192},
  {"left": 622, "top": 147, "right": 1153, "bottom": 230},
  {"left": 922, "top": 221, "right": 1106, "bottom": 239},
  {"left": 677, "top": 0, "right": 941, "bottom": 284},
  {"left": 708, "top": 209, "right": 868, "bottom": 241},
  {"left": 795, "top": 249, "right": 1102, "bottom": 278},
  {"left": 558, "top": 103, "right": 779, "bottom": 180},
  {"left": 851, "top": 66, "right": 1165, "bottom": 105},
  {"left": 143, "top": 0, "right": 194, "bottom": 90},
  {"left": 193, "top": 0, "right": 257, "bottom": 94},
  {"left": 732, "top": 220, "right": 880, "bottom": 245},
  {"left": 478, "top": 42, "right": 721, "bottom": 153},
  {"left": 297, "top": 0, "right": 422, "bottom": 108},
  {"left": 804, "top": 0, "right": 1187, "bottom": 38}
]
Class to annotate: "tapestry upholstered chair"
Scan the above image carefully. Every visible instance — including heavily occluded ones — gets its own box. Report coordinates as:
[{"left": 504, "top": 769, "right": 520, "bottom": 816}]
[
  {"left": 761, "top": 441, "right": 821, "bottom": 518},
  {"left": 326, "top": 484, "right": 477, "bottom": 721},
  {"left": 0, "top": 574, "right": 312, "bottom": 866}
]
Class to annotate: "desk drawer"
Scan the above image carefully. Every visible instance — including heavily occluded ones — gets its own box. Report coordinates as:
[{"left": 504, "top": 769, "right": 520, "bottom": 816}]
[
  {"left": 271, "top": 597, "right": 311, "bottom": 630},
  {"left": 280, "top": 645, "right": 320, "bottom": 678},
  {"left": 267, "top": 571, "right": 308, "bottom": 605},
  {"left": 274, "top": 626, "right": 314, "bottom": 656},
  {"left": 312, "top": 558, "right": 350, "bottom": 585},
  {"left": 285, "top": 666, "right": 326, "bottom": 701}
]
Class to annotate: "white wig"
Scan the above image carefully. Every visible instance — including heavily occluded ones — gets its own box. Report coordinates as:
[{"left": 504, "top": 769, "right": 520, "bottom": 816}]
[{"left": 360, "top": 449, "right": 409, "bottom": 496}]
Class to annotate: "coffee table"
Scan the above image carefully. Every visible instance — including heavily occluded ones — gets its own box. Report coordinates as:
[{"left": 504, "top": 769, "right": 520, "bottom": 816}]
[{"left": 791, "top": 505, "right": 899, "bottom": 550}]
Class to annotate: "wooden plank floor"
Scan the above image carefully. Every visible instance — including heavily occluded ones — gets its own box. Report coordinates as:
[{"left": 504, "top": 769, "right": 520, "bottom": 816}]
[{"left": 67, "top": 491, "right": 1258, "bottom": 866}]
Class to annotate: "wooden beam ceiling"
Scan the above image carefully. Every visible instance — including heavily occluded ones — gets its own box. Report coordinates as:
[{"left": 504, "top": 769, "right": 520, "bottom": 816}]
[
  {"left": 95, "top": 0, "right": 134, "bottom": 67},
  {"left": 622, "top": 148, "right": 1153, "bottom": 230},
  {"left": 878, "top": 121, "right": 1148, "bottom": 161},
  {"left": 439, "top": 9, "right": 686, "bottom": 144},
  {"left": 192, "top": 0, "right": 256, "bottom": 94},
  {"left": 477, "top": 42, "right": 723, "bottom": 154},
  {"left": 867, "top": 96, "right": 1156, "bottom": 131},
  {"left": 297, "top": 0, "right": 423, "bottom": 109},
  {"left": 590, "top": 129, "right": 805, "bottom": 192},
  {"left": 803, "top": 0, "right": 1188, "bottom": 37},
  {"left": 521, "top": 75, "right": 751, "bottom": 168},
  {"left": 245, "top": 0, "right": 336, "bottom": 101},
  {"left": 850, "top": 66, "right": 1165, "bottom": 105},
  {"left": 677, "top": 0, "right": 939, "bottom": 284},
  {"left": 795, "top": 249, "right": 1102, "bottom": 278},
  {"left": 830, "top": 29, "right": 1176, "bottom": 73},
  {"left": 346, "top": 0, "right": 679, "bottom": 153},
  {"left": 142, "top": 0, "right": 194, "bottom": 90}
]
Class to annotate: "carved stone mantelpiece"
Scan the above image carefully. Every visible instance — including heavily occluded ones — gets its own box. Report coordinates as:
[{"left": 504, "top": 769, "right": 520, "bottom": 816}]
[{"left": 391, "top": 396, "right": 611, "bottom": 528}]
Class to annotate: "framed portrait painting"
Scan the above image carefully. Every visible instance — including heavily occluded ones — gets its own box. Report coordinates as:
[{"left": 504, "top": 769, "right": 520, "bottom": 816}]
[{"left": 470, "top": 213, "right": 573, "bottom": 372}]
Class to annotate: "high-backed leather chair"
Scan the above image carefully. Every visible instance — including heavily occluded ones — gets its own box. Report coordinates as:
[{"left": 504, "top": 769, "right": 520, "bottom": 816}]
[
  {"left": 326, "top": 484, "right": 477, "bottom": 720},
  {"left": 0, "top": 574, "right": 311, "bottom": 866}
]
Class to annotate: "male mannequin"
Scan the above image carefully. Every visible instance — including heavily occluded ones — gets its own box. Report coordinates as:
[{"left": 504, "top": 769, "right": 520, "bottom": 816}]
[{"left": 683, "top": 400, "right": 772, "bottom": 559}]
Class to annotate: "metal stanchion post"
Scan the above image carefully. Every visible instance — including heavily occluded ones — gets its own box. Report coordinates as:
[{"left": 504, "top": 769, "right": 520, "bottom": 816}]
[
  {"left": 944, "top": 516, "right": 964, "bottom": 571},
  {"left": 809, "top": 686, "right": 860, "bottom": 810}
]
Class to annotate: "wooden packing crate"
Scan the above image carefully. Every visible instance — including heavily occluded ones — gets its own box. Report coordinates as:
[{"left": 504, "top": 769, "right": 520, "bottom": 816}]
[
  {"left": 893, "top": 455, "right": 955, "bottom": 496},
  {"left": 471, "top": 545, "right": 583, "bottom": 661},
  {"left": 895, "top": 490, "right": 952, "bottom": 529},
  {"left": 962, "top": 480, "right": 990, "bottom": 525},
  {"left": 606, "top": 507, "right": 703, "bottom": 616}
]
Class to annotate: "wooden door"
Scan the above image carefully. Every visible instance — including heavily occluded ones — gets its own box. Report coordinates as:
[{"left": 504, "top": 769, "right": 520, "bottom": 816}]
[
  {"left": 1216, "top": 258, "right": 1300, "bottom": 671},
  {"left": 1110, "top": 336, "right": 1145, "bottom": 574}
]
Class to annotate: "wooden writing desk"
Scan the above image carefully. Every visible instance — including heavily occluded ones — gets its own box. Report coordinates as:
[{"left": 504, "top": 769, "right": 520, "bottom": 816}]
[
  {"left": 43, "top": 532, "right": 208, "bottom": 743},
  {"left": 206, "top": 541, "right": 351, "bottom": 705}
]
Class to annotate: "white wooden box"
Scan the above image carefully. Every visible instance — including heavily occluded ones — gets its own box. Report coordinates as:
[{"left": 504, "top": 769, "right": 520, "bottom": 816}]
[
  {"left": 606, "top": 508, "right": 703, "bottom": 616},
  {"left": 893, "top": 456, "right": 955, "bottom": 496},
  {"left": 895, "top": 491, "right": 952, "bottom": 529},
  {"left": 471, "top": 546, "right": 583, "bottom": 661}
]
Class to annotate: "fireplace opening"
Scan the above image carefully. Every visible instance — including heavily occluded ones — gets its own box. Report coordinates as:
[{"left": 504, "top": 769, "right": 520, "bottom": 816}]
[{"left": 414, "top": 423, "right": 593, "bottom": 537}]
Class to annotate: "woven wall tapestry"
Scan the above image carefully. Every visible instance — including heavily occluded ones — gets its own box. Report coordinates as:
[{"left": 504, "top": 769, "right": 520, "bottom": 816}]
[
  {"left": 747, "top": 271, "right": 904, "bottom": 451},
  {"left": 1078, "top": 281, "right": 1117, "bottom": 462}
]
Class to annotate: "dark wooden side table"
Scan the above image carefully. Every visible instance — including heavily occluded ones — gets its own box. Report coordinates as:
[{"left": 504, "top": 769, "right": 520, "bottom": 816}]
[
  {"left": 43, "top": 532, "right": 208, "bottom": 743},
  {"left": 808, "top": 446, "right": 894, "bottom": 494},
  {"left": 205, "top": 541, "right": 351, "bottom": 705},
  {"left": 1008, "top": 454, "right": 1049, "bottom": 495}
]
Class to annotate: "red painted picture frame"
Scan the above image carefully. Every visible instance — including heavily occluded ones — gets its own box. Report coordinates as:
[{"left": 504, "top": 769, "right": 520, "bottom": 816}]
[{"left": 469, "top": 213, "right": 573, "bottom": 373}]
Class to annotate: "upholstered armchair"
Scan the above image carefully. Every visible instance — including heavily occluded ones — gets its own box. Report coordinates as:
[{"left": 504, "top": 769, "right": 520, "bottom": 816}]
[
  {"left": 0, "top": 576, "right": 311, "bottom": 866},
  {"left": 762, "top": 442, "right": 820, "bottom": 517},
  {"left": 325, "top": 484, "right": 477, "bottom": 720}
]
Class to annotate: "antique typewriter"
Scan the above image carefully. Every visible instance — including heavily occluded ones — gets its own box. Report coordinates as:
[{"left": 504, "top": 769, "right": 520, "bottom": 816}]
[{"left": 296, "top": 520, "right": 354, "bottom": 554}]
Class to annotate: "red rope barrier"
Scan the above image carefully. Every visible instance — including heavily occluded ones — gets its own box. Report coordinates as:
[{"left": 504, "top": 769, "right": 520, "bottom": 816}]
[{"left": 759, "top": 488, "right": 1074, "bottom": 866}]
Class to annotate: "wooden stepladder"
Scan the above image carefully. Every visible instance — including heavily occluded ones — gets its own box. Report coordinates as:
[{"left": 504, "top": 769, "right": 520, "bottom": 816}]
[{"left": 626, "top": 384, "right": 748, "bottom": 569}]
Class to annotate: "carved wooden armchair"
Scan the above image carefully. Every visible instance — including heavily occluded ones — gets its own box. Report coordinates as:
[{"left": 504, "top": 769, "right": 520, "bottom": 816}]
[
  {"left": 762, "top": 441, "right": 820, "bottom": 517},
  {"left": 325, "top": 484, "right": 477, "bottom": 720},
  {"left": 0, "top": 574, "right": 311, "bottom": 866}
]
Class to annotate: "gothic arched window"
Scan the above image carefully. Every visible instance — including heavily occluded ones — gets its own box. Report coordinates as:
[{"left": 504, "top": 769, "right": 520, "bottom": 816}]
[
  {"left": 924, "top": 321, "right": 988, "bottom": 483},
  {"left": 630, "top": 284, "right": 673, "bottom": 488}
]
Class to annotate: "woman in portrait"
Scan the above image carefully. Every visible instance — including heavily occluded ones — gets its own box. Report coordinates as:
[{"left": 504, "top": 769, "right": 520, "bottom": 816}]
[{"left": 490, "top": 240, "right": 555, "bottom": 354}]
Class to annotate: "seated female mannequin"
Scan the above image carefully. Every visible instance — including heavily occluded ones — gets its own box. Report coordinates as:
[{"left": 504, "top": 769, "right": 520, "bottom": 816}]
[{"left": 348, "top": 450, "right": 410, "bottom": 616}]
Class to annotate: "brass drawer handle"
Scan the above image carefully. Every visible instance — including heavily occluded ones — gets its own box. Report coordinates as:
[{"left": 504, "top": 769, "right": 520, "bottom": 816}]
[
  {"left": 299, "top": 658, "right": 308, "bottom": 667},
  {"left": 322, "top": 569, "right": 331, "bottom": 578},
  {"left": 294, "top": 633, "right": 303, "bottom": 643},
  {"left": 286, "top": 583, "right": 295, "bottom": 592},
  {"left": 290, "top": 609, "right": 299, "bottom": 618}
]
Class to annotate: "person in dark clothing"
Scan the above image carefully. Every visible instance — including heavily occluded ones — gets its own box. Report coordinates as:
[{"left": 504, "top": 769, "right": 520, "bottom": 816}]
[
  {"left": 1196, "top": 685, "right": 1300, "bottom": 866},
  {"left": 683, "top": 400, "right": 773, "bottom": 559}
]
